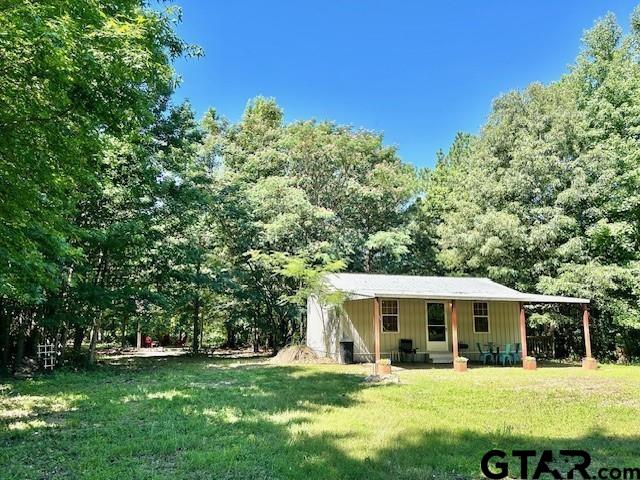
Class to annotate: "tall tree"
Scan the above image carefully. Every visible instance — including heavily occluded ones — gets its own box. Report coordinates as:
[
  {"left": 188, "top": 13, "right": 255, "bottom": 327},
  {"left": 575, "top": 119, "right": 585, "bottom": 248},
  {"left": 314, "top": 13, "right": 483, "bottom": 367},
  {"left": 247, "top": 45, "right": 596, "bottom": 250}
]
[
  {"left": 429, "top": 11, "right": 640, "bottom": 358},
  {"left": 0, "top": 0, "right": 195, "bottom": 370},
  {"left": 206, "top": 97, "right": 420, "bottom": 350}
]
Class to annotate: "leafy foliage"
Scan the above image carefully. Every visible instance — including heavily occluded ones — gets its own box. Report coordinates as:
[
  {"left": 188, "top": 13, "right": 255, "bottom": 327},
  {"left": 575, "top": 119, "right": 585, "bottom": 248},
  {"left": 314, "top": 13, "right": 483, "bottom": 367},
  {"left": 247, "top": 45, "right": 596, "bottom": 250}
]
[
  {"left": 0, "top": 0, "right": 197, "bottom": 369},
  {"left": 204, "top": 97, "right": 420, "bottom": 349},
  {"left": 425, "top": 10, "right": 640, "bottom": 358},
  {"left": 3, "top": 3, "right": 640, "bottom": 369}
]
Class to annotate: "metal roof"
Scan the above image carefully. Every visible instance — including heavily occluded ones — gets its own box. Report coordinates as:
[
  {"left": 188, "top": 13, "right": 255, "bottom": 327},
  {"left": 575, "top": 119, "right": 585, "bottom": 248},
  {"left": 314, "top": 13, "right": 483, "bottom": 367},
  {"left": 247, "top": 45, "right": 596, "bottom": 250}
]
[{"left": 325, "top": 273, "right": 589, "bottom": 304}]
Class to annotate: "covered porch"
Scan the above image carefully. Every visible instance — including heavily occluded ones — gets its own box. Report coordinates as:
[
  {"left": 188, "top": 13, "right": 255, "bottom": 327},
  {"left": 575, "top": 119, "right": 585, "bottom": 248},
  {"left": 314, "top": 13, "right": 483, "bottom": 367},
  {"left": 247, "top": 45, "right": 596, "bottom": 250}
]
[
  {"left": 307, "top": 274, "right": 594, "bottom": 372},
  {"left": 370, "top": 297, "right": 595, "bottom": 373}
]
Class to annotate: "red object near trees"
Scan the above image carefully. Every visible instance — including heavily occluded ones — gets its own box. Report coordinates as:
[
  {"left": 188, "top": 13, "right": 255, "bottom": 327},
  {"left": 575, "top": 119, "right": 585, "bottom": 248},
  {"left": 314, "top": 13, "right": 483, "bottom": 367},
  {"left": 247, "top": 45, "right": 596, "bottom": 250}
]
[{"left": 143, "top": 335, "right": 152, "bottom": 348}]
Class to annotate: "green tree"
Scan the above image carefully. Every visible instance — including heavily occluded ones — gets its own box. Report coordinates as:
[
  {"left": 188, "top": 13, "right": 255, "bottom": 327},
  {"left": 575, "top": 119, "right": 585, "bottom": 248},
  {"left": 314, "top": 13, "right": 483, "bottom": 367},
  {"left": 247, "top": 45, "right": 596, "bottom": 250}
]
[
  {"left": 206, "top": 97, "right": 420, "bottom": 350},
  {"left": 0, "top": 0, "right": 196, "bottom": 370},
  {"left": 429, "top": 11, "right": 640, "bottom": 358}
]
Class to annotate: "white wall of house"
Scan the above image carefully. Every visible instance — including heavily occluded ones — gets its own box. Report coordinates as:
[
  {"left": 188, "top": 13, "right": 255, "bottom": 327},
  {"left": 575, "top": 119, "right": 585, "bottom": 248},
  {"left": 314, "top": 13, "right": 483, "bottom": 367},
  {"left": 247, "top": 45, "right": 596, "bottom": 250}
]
[{"left": 306, "top": 295, "right": 340, "bottom": 360}]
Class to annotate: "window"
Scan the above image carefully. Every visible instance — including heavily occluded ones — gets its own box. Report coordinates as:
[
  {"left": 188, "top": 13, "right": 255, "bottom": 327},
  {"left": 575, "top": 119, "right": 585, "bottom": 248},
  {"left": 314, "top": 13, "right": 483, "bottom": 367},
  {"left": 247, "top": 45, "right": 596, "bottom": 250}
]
[
  {"left": 381, "top": 299, "right": 399, "bottom": 333},
  {"left": 473, "top": 302, "right": 490, "bottom": 333}
]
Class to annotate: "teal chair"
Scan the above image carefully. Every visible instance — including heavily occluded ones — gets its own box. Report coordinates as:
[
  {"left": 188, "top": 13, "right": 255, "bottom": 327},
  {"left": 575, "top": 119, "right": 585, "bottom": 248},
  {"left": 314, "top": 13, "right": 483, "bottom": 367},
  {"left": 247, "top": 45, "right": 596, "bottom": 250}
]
[
  {"left": 477, "top": 343, "right": 494, "bottom": 365},
  {"left": 510, "top": 343, "right": 521, "bottom": 363},
  {"left": 499, "top": 344, "right": 513, "bottom": 366}
]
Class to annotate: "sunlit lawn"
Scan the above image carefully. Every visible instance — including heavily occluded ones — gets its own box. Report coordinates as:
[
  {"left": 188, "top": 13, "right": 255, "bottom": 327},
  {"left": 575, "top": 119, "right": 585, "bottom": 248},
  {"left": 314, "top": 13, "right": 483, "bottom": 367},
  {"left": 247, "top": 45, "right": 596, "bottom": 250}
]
[{"left": 1, "top": 356, "right": 639, "bottom": 479}]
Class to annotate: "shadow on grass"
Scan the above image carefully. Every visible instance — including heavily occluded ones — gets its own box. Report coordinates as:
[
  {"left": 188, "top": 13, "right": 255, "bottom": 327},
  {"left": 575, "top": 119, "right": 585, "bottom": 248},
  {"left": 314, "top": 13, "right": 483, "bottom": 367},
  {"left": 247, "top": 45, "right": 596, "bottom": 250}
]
[
  {"left": 0, "top": 357, "right": 636, "bottom": 479},
  {"left": 536, "top": 360, "right": 583, "bottom": 368}
]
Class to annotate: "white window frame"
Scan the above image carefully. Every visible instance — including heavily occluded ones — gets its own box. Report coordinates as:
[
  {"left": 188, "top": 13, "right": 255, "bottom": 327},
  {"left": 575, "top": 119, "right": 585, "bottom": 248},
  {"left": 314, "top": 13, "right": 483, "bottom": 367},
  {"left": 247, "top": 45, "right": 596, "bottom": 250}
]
[
  {"left": 380, "top": 298, "right": 400, "bottom": 334},
  {"left": 472, "top": 301, "right": 490, "bottom": 334}
]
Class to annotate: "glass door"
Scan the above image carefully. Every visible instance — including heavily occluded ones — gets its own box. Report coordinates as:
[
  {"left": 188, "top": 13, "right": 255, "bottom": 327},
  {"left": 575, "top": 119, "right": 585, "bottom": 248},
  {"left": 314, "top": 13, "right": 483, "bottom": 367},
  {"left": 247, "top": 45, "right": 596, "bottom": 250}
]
[{"left": 426, "top": 302, "right": 448, "bottom": 351}]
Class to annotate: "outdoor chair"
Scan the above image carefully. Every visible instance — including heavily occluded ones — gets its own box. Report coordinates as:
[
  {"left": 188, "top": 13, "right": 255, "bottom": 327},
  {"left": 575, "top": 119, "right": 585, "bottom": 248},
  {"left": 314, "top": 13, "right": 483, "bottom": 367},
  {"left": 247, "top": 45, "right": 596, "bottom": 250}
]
[
  {"left": 511, "top": 343, "right": 521, "bottom": 363},
  {"left": 399, "top": 339, "right": 417, "bottom": 362},
  {"left": 476, "top": 343, "right": 494, "bottom": 365},
  {"left": 499, "top": 344, "right": 514, "bottom": 366}
]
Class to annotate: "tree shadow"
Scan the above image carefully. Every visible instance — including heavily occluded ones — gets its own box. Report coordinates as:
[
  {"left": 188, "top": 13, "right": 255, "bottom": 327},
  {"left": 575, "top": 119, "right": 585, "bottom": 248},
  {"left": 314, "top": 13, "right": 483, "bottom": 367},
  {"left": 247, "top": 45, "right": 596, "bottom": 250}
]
[
  {"left": 0, "top": 357, "right": 636, "bottom": 479},
  {"left": 293, "top": 427, "right": 640, "bottom": 480},
  {"left": 536, "top": 360, "right": 582, "bottom": 368},
  {"left": 1, "top": 358, "right": 367, "bottom": 478}
]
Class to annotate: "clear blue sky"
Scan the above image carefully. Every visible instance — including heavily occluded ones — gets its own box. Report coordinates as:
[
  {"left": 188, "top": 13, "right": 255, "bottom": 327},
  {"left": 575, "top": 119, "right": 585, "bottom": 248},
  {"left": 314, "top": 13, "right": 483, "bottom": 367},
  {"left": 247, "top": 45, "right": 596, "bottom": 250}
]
[{"left": 171, "top": 1, "right": 639, "bottom": 168}]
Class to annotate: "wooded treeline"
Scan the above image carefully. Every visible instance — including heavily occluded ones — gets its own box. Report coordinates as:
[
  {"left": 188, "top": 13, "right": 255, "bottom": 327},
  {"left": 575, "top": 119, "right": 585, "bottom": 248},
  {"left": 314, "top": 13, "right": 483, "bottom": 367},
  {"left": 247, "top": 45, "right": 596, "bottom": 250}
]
[{"left": 1, "top": 1, "right": 639, "bottom": 372}]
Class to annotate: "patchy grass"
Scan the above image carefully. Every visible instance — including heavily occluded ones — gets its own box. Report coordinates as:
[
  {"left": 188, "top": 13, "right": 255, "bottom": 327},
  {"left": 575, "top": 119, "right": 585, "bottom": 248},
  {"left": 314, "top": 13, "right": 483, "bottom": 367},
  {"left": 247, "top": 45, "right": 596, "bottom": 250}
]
[{"left": 1, "top": 358, "right": 639, "bottom": 479}]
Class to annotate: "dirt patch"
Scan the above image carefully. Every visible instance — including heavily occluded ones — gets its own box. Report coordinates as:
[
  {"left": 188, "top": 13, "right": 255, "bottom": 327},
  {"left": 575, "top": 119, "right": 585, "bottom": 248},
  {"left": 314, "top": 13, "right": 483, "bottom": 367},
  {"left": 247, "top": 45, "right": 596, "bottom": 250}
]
[
  {"left": 270, "top": 346, "right": 335, "bottom": 365},
  {"left": 206, "top": 347, "right": 272, "bottom": 359},
  {"left": 98, "top": 346, "right": 189, "bottom": 360},
  {"left": 363, "top": 374, "right": 400, "bottom": 384}
]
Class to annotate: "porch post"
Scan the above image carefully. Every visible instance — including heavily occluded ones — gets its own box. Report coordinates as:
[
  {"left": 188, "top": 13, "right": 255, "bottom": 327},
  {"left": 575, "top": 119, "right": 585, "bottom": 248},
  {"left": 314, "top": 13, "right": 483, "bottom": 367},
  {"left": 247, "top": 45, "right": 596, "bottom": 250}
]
[
  {"left": 581, "top": 304, "right": 592, "bottom": 358},
  {"left": 373, "top": 296, "right": 381, "bottom": 373},
  {"left": 581, "top": 304, "right": 597, "bottom": 369},
  {"left": 519, "top": 303, "right": 528, "bottom": 359},
  {"left": 450, "top": 300, "right": 459, "bottom": 361}
]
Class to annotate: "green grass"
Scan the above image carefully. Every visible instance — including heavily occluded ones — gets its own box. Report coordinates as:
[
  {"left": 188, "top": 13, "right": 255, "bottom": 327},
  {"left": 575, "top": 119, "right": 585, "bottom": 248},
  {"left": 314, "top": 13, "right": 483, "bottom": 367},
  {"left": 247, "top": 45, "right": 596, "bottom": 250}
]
[{"left": 1, "top": 357, "right": 639, "bottom": 479}]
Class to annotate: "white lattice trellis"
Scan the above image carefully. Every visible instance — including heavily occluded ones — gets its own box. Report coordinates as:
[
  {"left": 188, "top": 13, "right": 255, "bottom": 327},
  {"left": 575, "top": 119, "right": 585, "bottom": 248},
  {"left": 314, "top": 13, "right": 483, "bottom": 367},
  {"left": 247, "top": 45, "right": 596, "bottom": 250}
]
[{"left": 37, "top": 342, "right": 58, "bottom": 370}]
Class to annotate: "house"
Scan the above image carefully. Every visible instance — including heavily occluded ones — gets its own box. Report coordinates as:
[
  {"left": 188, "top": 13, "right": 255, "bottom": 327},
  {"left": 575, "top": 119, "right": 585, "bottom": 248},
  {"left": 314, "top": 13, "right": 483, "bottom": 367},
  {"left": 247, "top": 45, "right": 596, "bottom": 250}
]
[{"left": 306, "top": 273, "right": 595, "bottom": 371}]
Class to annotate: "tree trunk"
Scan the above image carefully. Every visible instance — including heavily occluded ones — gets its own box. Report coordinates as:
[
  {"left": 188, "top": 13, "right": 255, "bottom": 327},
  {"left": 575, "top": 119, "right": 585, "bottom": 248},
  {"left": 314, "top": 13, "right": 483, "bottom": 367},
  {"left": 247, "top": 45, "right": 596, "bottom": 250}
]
[
  {"left": 0, "top": 301, "right": 10, "bottom": 373},
  {"left": 192, "top": 258, "right": 202, "bottom": 354},
  {"left": 15, "top": 314, "right": 26, "bottom": 370},
  {"left": 253, "top": 316, "right": 259, "bottom": 353},
  {"left": 270, "top": 315, "right": 278, "bottom": 354},
  {"left": 121, "top": 317, "right": 127, "bottom": 349},
  {"left": 279, "top": 315, "right": 288, "bottom": 347},
  {"left": 225, "top": 323, "right": 236, "bottom": 349},
  {"left": 29, "top": 325, "right": 40, "bottom": 357},
  {"left": 88, "top": 312, "right": 102, "bottom": 365},
  {"left": 87, "top": 248, "right": 108, "bottom": 365},
  {"left": 58, "top": 325, "right": 68, "bottom": 366},
  {"left": 192, "top": 294, "right": 200, "bottom": 354},
  {"left": 73, "top": 326, "right": 85, "bottom": 353},
  {"left": 136, "top": 321, "right": 141, "bottom": 349},
  {"left": 363, "top": 248, "right": 371, "bottom": 273},
  {"left": 199, "top": 314, "right": 204, "bottom": 350}
]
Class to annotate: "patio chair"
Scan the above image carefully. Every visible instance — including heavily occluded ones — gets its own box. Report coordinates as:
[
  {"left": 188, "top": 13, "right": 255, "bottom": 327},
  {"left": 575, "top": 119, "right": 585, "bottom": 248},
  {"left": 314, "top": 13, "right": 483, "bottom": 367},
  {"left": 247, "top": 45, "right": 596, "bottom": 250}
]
[
  {"left": 510, "top": 343, "right": 521, "bottom": 363},
  {"left": 499, "top": 344, "right": 514, "bottom": 366},
  {"left": 399, "top": 339, "right": 417, "bottom": 362},
  {"left": 476, "top": 343, "right": 494, "bottom": 365}
]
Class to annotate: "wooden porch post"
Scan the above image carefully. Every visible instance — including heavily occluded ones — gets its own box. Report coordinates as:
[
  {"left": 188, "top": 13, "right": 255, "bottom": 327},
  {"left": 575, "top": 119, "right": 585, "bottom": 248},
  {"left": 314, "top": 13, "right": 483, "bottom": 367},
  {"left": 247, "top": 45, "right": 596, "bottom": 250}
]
[
  {"left": 519, "top": 303, "right": 528, "bottom": 359},
  {"left": 581, "top": 304, "right": 592, "bottom": 358},
  {"left": 451, "top": 300, "right": 459, "bottom": 362},
  {"left": 581, "top": 304, "right": 597, "bottom": 369},
  {"left": 519, "top": 303, "right": 537, "bottom": 369},
  {"left": 373, "top": 296, "right": 381, "bottom": 373}
]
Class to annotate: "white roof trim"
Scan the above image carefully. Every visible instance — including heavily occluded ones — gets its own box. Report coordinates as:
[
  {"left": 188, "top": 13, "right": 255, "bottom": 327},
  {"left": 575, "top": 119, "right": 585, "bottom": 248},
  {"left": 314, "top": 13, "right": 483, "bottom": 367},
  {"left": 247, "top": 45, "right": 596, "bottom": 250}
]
[{"left": 325, "top": 273, "right": 589, "bottom": 304}]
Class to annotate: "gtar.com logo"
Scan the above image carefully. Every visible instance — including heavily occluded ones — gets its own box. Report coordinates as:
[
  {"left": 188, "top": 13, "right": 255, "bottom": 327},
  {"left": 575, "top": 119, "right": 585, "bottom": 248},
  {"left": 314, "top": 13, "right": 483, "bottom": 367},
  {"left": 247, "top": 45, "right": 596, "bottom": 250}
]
[{"left": 481, "top": 449, "right": 640, "bottom": 479}]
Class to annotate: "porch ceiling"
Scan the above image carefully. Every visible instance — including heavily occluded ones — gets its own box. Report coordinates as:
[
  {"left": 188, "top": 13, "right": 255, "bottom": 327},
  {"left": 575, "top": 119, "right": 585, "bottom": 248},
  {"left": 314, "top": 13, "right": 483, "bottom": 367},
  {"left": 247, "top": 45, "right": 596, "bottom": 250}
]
[{"left": 325, "top": 273, "right": 589, "bottom": 304}]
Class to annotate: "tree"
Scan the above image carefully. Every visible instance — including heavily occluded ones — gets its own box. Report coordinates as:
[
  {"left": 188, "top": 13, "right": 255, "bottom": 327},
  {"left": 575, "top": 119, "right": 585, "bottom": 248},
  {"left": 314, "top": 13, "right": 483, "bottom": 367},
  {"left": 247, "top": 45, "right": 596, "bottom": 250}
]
[
  {"left": 428, "top": 11, "right": 640, "bottom": 359},
  {"left": 204, "top": 97, "right": 420, "bottom": 351},
  {"left": 0, "top": 0, "right": 196, "bottom": 370}
]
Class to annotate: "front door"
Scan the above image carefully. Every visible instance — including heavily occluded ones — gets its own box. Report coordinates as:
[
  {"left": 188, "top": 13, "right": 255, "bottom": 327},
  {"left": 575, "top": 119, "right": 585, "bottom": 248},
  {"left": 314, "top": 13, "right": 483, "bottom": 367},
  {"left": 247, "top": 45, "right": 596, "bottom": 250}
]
[{"left": 426, "top": 302, "right": 448, "bottom": 352}]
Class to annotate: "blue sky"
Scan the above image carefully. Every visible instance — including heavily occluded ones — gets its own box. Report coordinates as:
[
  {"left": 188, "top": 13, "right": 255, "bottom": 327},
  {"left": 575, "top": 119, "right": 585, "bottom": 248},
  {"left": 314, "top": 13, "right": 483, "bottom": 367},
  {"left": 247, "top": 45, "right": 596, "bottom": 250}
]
[{"left": 171, "top": 1, "right": 639, "bottom": 168}]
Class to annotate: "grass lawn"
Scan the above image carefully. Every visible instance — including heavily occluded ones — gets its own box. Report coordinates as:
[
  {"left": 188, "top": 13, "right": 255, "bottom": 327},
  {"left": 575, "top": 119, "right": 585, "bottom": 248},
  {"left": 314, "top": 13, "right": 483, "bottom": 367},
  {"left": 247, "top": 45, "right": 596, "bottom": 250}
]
[{"left": 1, "top": 356, "right": 639, "bottom": 479}]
